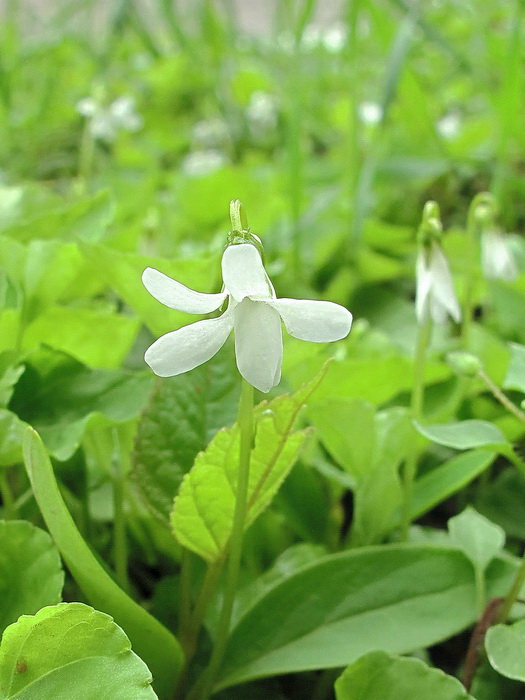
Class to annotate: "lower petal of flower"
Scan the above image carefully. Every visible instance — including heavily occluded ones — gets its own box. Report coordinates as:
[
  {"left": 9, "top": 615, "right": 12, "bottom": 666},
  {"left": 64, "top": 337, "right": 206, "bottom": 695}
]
[
  {"left": 144, "top": 313, "right": 233, "bottom": 377},
  {"left": 233, "top": 299, "right": 283, "bottom": 393},
  {"left": 267, "top": 298, "right": 352, "bottom": 342}
]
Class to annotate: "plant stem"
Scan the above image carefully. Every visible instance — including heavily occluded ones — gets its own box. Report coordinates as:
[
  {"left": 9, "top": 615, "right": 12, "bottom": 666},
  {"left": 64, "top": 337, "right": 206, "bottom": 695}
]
[
  {"left": 401, "top": 318, "right": 432, "bottom": 539},
  {"left": 112, "top": 428, "right": 130, "bottom": 592},
  {"left": 477, "top": 369, "right": 525, "bottom": 424},
  {"left": 0, "top": 468, "right": 16, "bottom": 519},
  {"left": 192, "top": 378, "right": 254, "bottom": 700}
]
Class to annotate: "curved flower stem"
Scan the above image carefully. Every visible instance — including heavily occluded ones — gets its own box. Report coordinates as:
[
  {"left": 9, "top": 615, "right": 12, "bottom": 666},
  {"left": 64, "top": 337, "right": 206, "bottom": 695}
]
[
  {"left": 192, "top": 378, "right": 254, "bottom": 700},
  {"left": 477, "top": 369, "right": 525, "bottom": 424},
  {"left": 401, "top": 318, "right": 432, "bottom": 540}
]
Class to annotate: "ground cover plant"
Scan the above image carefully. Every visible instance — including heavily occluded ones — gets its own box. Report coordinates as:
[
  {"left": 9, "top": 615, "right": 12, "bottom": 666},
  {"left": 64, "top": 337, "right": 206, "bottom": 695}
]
[{"left": 1, "top": 0, "right": 525, "bottom": 698}]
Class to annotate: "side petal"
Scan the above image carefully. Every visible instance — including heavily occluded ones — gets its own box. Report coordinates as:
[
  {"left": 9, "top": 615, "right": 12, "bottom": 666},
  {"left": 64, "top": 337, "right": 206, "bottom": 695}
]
[
  {"left": 142, "top": 267, "right": 227, "bottom": 314},
  {"left": 233, "top": 299, "right": 282, "bottom": 393},
  {"left": 222, "top": 244, "right": 274, "bottom": 302},
  {"left": 144, "top": 313, "right": 233, "bottom": 377},
  {"left": 267, "top": 298, "right": 352, "bottom": 342}
]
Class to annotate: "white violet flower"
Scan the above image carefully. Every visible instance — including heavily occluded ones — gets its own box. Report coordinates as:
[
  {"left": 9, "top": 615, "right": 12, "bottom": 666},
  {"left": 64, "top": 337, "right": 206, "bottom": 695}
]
[
  {"left": 415, "top": 241, "right": 461, "bottom": 324},
  {"left": 143, "top": 243, "right": 353, "bottom": 392},
  {"left": 77, "top": 95, "right": 143, "bottom": 142},
  {"left": 481, "top": 229, "right": 518, "bottom": 282}
]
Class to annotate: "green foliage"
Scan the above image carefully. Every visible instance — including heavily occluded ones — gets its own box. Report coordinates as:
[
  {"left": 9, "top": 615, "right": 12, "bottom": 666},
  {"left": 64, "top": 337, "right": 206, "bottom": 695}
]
[
  {"left": 133, "top": 348, "right": 239, "bottom": 522},
  {"left": 0, "top": 520, "right": 63, "bottom": 634},
  {"left": 171, "top": 372, "right": 324, "bottom": 563},
  {"left": 10, "top": 346, "right": 152, "bottom": 460},
  {"left": 486, "top": 619, "right": 525, "bottom": 682},
  {"left": 0, "top": 603, "right": 158, "bottom": 699},
  {"left": 216, "top": 544, "right": 516, "bottom": 690},
  {"left": 335, "top": 651, "right": 474, "bottom": 700}
]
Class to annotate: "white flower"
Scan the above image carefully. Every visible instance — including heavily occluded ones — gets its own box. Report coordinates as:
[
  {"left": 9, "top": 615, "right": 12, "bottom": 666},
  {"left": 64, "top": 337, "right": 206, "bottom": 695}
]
[
  {"left": 143, "top": 243, "right": 353, "bottom": 392},
  {"left": 415, "top": 241, "right": 461, "bottom": 324},
  {"left": 481, "top": 229, "right": 518, "bottom": 282},
  {"left": 358, "top": 101, "right": 383, "bottom": 126},
  {"left": 77, "top": 95, "right": 143, "bottom": 142}
]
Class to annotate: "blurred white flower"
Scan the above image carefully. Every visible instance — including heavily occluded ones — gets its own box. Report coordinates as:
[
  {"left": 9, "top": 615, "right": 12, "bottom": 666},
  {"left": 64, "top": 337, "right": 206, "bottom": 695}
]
[
  {"left": 77, "top": 95, "right": 143, "bottom": 142},
  {"left": 415, "top": 241, "right": 461, "bottom": 324},
  {"left": 143, "top": 243, "right": 353, "bottom": 392},
  {"left": 181, "top": 149, "right": 228, "bottom": 177},
  {"left": 322, "top": 23, "right": 347, "bottom": 53},
  {"left": 358, "top": 101, "right": 383, "bottom": 126},
  {"left": 436, "top": 112, "right": 461, "bottom": 139},
  {"left": 481, "top": 229, "right": 518, "bottom": 282},
  {"left": 191, "top": 118, "right": 230, "bottom": 150},
  {"left": 246, "top": 91, "right": 278, "bottom": 141}
]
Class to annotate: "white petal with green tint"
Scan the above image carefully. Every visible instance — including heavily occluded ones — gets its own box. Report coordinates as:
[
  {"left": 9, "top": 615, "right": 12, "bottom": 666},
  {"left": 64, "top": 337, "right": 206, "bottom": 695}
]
[
  {"left": 269, "top": 298, "right": 353, "bottom": 342},
  {"left": 234, "top": 299, "right": 282, "bottom": 392},
  {"left": 142, "top": 267, "right": 226, "bottom": 313},
  {"left": 222, "top": 244, "right": 274, "bottom": 302},
  {"left": 145, "top": 313, "right": 234, "bottom": 377}
]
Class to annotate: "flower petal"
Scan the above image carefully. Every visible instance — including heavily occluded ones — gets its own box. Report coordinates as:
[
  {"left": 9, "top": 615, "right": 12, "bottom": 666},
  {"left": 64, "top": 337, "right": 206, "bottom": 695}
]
[
  {"left": 267, "top": 298, "right": 352, "bottom": 342},
  {"left": 144, "top": 313, "right": 233, "bottom": 377},
  {"left": 222, "top": 244, "right": 274, "bottom": 302},
  {"left": 142, "top": 267, "right": 227, "bottom": 314},
  {"left": 415, "top": 249, "right": 433, "bottom": 323},
  {"left": 233, "top": 299, "right": 282, "bottom": 393},
  {"left": 428, "top": 243, "right": 461, "bottom": 323}
]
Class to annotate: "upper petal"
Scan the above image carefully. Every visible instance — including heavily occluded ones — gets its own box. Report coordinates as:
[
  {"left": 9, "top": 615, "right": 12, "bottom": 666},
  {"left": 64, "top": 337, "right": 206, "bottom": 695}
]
[
  {"left": 233, "top": 298, "right": 282, "bottom": 393},
  {"left": 142, "top": 267, "right": 227, "bottom": 314},
  {"left": 144, "top": 313, "right": 233, "bottom": 377},
  {"left": 267, "top": 298, "right": 352, "bottom": 342},
  {"left": 415, "top": 249, "right": 432, "bottom": 323},
  {"left": 221, "top": 244, "right": 274, "bottom": 302}
]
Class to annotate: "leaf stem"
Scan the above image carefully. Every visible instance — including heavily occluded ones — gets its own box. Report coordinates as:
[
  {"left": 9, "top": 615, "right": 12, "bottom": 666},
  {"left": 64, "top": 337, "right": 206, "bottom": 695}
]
[
  {"left": 401, "top": 318, "right": 432, "bottom": 539},
  {"left": 477, "top": 369, "right": 525, "bottom": 424},
  {"left": 193, "top": 378, "right": 254, "bottom": 700},
  {"left": 112, "top": 427, "right": 130, "bottom": 592}
]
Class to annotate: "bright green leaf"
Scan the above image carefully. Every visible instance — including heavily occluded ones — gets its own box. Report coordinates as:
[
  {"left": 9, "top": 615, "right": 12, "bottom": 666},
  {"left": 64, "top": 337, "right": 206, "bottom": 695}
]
[
  {"left": 448, "top": 508, "right": 505, "bottom": 571},
  {"left": 0, "top": 409, "right": 27, "bottom": 466},
  {"left": 504, "top": 342, "right": 525, "bottom": 394},
  {"left": 0, "top": 603, "right": 157, "bottom": 699},
  {"left": 0, "top": 520, "right": 63, "bottom": 633},
  {"left": 172, "top": 372, "right": 325, "bottom": 563},
  {"left": 486, "top": 619, "right": 525, "bottom": 682},
  {"left": 309, "top": 398, "right": 375, "bottom": 478},
  {"left": 410, "top": 450, "right": 496, "bottom": 521},
  {"left": 335, "top": 650, "right": 474, "bottom": 699},
  {"left": 415, "top": 420, "right": 509, "bottom": 450}
]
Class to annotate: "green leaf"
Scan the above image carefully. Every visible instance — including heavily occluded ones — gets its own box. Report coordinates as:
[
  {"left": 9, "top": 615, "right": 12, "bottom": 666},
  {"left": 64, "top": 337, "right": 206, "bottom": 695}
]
[
  {"left": 217, "top": 545, "right": 516, "bottom": 690},
  {"left": 335, "top": 650, "right": 474, "bottom": 699},
  {"left": 172, "top": 371, "right": 325, "bottom": 563},
  {"left": 23, "top": 305, "right": 140, "bottom": 369},
  {"left": 410, "top": 450, "right": 497, "bottom": 520},
  {"left": 504, "top": 342, "right": 525, "bottom": 394},
  {"left": 477, "top": 468, "right": 525, "bottom": 539},
  {"left": 0, "top": 520, "right": 63, "bottom": 634},
  {"left": 133, "top": 348, "right": 239, "bottom": 522},
  {"left": 79, "top": 242, "right": 221, "bottom": 336},
  {"left": 22, "top": 428, "right": 182, "bottom": 700},
  {"left": 10, "top": 346, "right": 152, "bottom": 460},
  {"left": 0, "top": 603, "right": 157, "bottom": 699},
  {"left": 448, "top": 508, "right": 505, "bottom": 571},
  {"left": 309, "top": 398, "right": 375, "bottom": 479},
  {"left": 486, "top": 619, "right": 525, "bottom": 682},
  {"left": 0, "top": 409, "right": 27, "bottom": 466},
  {"left": 415, "top": 420, "right": 509, "bottom": 450}
]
